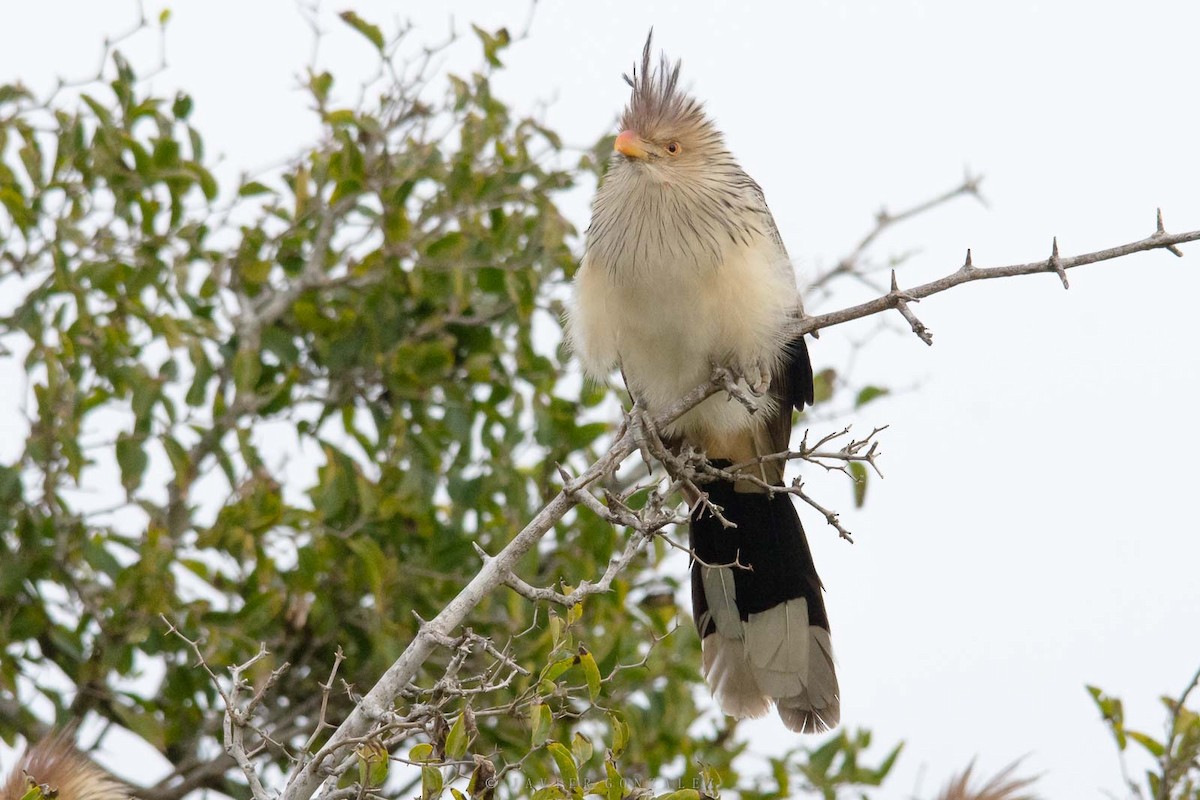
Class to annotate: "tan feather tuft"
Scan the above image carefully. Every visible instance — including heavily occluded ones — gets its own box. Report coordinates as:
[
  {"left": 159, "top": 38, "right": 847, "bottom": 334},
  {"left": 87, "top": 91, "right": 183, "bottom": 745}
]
[
  {"left": 1, "top": 732, "right": 131, "bottom": 800},
  {"left": 935, "top": 760, "right": 1038, "bottom": 800}
]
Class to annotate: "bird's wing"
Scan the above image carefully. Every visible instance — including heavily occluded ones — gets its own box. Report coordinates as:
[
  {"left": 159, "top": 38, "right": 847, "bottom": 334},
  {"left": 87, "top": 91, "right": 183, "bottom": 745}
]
[
  {"left": 754, "top": 193, "right": 815, "bottom": 477},
  {"left": 765, "top": 335, "right": 814, "bottom": 472}
]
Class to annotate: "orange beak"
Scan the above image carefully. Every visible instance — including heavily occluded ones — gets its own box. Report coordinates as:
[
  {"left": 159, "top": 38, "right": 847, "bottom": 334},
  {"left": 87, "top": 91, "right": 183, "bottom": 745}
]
[{"left": 614, "top": 129, "right": 648, "bottom": 159}]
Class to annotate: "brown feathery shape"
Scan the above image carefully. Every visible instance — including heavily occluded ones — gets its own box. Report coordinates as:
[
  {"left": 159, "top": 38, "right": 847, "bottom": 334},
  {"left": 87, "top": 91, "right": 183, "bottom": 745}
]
[
  {"left": 936, "top": 760, "right": 1038, "bottom": 800},
  {"left": 1, "top": 731, "right": 131, "bottom": 800}
]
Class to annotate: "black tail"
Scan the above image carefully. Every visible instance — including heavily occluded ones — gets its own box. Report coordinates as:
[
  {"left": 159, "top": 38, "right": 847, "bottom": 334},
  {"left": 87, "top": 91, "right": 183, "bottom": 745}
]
[{"left": 689, "top": 472, "right": 839, "bottom": 733}]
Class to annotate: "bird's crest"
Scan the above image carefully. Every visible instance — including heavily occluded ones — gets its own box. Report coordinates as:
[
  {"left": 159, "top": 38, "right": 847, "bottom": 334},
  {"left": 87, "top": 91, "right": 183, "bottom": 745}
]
[{"left": 620, "top": 31, "right": 705, "bottom": 137}]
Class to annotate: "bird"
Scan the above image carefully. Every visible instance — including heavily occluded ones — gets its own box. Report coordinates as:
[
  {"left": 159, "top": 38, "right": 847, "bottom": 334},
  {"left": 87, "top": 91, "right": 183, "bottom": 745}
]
[
  {"left": 567, "top": 33, "right": 838, "bottom": 732},
  {"left": 1, "top": 731, "right": 131, "bottom": 800}
]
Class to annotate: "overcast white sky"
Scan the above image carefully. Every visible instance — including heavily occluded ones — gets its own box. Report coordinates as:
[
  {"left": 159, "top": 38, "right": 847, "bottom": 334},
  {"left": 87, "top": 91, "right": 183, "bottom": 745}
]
[{"left": 3, "top": 2, "right": 1200, "bottom": 798}]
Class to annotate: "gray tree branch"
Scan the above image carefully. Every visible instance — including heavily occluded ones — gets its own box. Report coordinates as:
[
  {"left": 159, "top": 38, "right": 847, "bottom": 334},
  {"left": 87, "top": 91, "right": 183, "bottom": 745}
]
[{"left": 794, "top": 210, "right": 1200, "bottom": 344}]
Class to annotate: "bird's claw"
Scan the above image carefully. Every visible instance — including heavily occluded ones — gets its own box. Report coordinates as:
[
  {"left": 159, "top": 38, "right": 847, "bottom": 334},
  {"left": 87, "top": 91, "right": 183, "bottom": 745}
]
[
  {"left": 744, "top": 360, "right": 771, "bottom": 397},
  {"left": 629, "top": 400, "right": 669, "bottom": 473}
]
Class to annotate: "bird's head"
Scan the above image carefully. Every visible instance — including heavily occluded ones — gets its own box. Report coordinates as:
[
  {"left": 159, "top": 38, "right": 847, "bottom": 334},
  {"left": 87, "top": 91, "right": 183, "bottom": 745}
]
[{"left": 612, "top": 32, "right": 729, "bottom": 180}]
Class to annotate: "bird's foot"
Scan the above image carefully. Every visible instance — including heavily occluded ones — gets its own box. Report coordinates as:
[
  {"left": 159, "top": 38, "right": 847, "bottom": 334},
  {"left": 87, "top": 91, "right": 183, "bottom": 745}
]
[
  {"left": 628, "top": 399, "right": 672, "bottom": 475},
  {"left": 722, "top": 358, "right": 770, "bottom": 397},
  {"left": 743, "top": 359, "right": 772, "bottom": 397}
]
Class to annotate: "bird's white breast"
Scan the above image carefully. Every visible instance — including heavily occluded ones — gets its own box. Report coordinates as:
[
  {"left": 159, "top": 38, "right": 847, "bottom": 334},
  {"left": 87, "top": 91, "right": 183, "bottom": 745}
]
[{"left": 569, "top": 228, "right": 798, "bottom": 444}]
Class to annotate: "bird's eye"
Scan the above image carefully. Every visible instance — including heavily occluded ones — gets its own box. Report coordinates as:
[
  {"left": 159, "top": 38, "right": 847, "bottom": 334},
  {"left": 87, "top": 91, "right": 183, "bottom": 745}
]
[{"left": 666, "top": 141, "right": 681, "bottom": 156}]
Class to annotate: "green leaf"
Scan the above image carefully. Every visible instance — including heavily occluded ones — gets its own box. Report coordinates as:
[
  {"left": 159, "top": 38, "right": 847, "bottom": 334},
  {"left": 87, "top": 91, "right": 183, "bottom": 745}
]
[
  {"left": 338, "top": 11, "right": 385, "bottom": 51},
  {"left": 309, "top": 71, "right": 333, "bottom": 102},
  {"left": 855, "top": 385, "right": 889, "bottom": 408},
  {"left": 542, "top": 654, "right": 577, "bottom": 683},
  {"left": 807, "top": 732, "right": 842, "bottom": 775},
  {"left": 570, "top": 422, "right": 609, "bottom": 450},
  {"left": 0, "top": 187, "right": 31, "bottom": 232},
  {"left": 444, "top": 712, "right": 469, "bottom": 760},
  {"left": 571, "top": 732, "right": 593, "bottom": 766},
  {"left": 1127, "top": 729, "right": 1165, "bottom": 758},
  {"left": 186, "top": 344, "right": 213, "bottom": 406},
  {"left": 81, "top": 93, "right": 113, "bottom": 125},
  {"left": 238, "top": 181, "right": 273, "bottom": 197},
  {"left": 152, "top": 138, "right": 180, "bottom": 169},
  {"left": 850, "top": 461, "right": 868, "bottom": 507},
  {"left": 383, "top": 204, "right": 410, "bottom": 244},
  {"left": 189, "top": 162, "right": 218, "bottom": 199},
  {"left": 580, "top": 647, "right": 602, "bottom": 701},
  {"left": 471, "top": 25, "right": 511, "bottom": 67},
  {"left": 579, "top": 380, "right": 609, "bottom": 408},
  {"left": 426, "top": 231, "right": 466, "bottom": 260},
  {"left": 19, "top": 783, "right": 44, "bottom": 800},
  {"left": 871, "top": 742, "right": 904, "bottom": 782},
  {"left": 530, "top": 701, "right": 552, "bottom": 747},
  {"left": 608, "top": 711, "right": 629, "bottom": 758},
  {"left": 171, "top": 91, "right": 192, "bottom": 119},
  {"left": 1087, "top": 684, "right": 1127, "bottom": 749},
  {"left": 813, "top": 368, "right": 837, "bottom": 404},
  {"left": 545, "top": 740, "right": 578, "bottom": 786},
  {"left": 409, "top": 742, "right": 435, "bottom": 763},
  {"left": 161, "top": 435, "right": 190, "bottom": 479},
  {"left": 604, "top": 757, "right": 622, "bottom": 800},
  {"left": 353, "top": 741, "right": 389, "bottom": 787},
  {"left": 233, "top": 347, "right": 262, "bottom": 394},
  {"left": 115, "top": 433, "right": 148, "bottom": 493},
  {"left": 0, "top": 85, "right": 29, "bottom": 108},
  {"left": 421, "top": 765, "right": 443, "bottom": 800}
]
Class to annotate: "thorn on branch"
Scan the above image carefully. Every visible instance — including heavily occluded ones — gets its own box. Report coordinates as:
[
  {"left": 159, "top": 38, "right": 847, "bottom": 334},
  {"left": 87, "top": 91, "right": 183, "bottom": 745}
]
[
  {"left": 1156, "top": 208, "right": 1186, "bottom": 257},
  {"left": 790, "top": 477, "right": 855, "bottom": 543},
  {"left": 889, "top": 269, "right": 933, "bottom": 346},
  {"left": 470, "top": 541, "right": 493, "bottom": 564},
  {"left": 1048, "top": 237, "right": 1069, "bottom": 289},
  {"left": 962, "top": 248, "right": 974, "bottom": 270}
]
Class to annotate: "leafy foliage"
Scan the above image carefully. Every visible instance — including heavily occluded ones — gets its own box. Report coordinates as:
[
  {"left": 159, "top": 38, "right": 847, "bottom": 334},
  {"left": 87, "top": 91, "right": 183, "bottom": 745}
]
[
  {"left": 0, "top": 13, "right": 896, "bottom": 800},
  {"left": 1089, "top": 669, "right": 1200, "bottom": 800}
]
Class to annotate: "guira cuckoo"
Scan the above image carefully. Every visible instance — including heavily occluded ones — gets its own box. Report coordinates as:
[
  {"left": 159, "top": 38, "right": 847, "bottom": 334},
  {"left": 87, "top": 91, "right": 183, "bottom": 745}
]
[{"left": 568, "top": 35, "right": 838, "bottom": 733}]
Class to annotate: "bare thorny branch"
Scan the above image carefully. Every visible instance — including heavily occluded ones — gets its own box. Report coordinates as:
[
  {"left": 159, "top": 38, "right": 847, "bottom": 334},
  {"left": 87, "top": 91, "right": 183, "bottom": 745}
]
[
  {"left": 794, "top": 207, "right": 1200, "bottom": 346},
  {"left": 162, "top": 616, "right": 286, "bottom": 800}
]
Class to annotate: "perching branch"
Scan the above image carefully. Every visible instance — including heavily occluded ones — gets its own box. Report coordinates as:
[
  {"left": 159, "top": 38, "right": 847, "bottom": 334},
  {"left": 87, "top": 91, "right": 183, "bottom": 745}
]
[{"left": 793, "top": 209, "right": 1200, "bottom": 344}]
